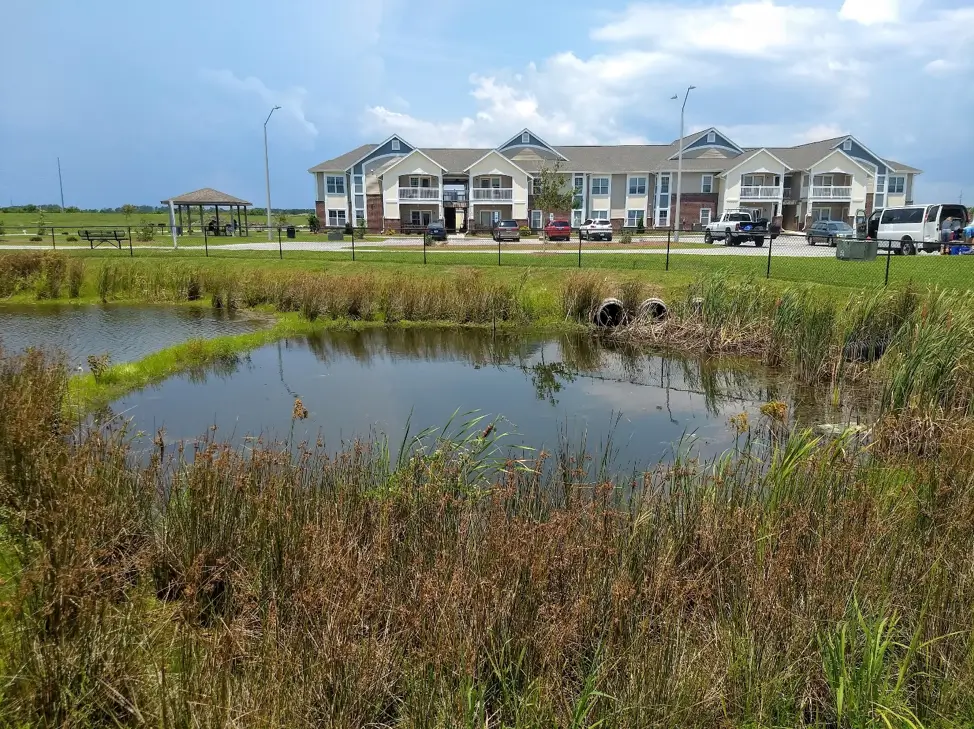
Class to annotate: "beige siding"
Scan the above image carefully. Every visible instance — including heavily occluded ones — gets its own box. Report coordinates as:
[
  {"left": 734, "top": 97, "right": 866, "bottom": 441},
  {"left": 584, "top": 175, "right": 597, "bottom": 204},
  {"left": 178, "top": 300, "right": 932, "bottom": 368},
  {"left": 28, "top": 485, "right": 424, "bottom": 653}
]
[
  {"left": 810, "top": 150, "right": 869, "bottom": 209},
  {"left": 589, "top": 174, "right": 611, "bottom": 213},
  {"left": 315, "top": 172, "right": 325, "bottom": 200},
  {"left": 609, "top": 174, "right": 627, "bottom": 217},
  {"left": 468, "top": 152, "right": 530, "bottom": 220}
]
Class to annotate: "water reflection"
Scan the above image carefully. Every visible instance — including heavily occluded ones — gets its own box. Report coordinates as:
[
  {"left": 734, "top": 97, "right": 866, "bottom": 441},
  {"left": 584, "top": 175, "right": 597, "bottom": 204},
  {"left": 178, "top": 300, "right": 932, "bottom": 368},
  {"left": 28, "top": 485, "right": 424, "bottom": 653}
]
[{"left": 113, "top": 327, "right": 872, "bottom": 469}]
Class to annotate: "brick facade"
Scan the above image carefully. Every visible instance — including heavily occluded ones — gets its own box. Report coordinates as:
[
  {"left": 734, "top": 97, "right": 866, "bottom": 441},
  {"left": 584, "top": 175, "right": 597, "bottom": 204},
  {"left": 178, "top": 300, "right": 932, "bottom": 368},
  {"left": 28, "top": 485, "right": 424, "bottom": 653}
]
[
  {"left": 315, "top": 201, "right": 326, "bottom": 225},
  {"left": 670, "top": 193, "right": 719, "bottom": 230},
  {"left": 366, "top": 194, "right": 383, "bottom": 232},
  {"left": 865, "top": 192, "right": 874, "bottom": 218}
]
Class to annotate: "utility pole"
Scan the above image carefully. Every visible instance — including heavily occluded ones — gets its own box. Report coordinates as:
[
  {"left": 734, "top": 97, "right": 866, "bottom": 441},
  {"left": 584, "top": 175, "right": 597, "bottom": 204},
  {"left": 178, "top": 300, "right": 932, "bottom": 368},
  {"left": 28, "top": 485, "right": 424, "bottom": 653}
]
[
  {"left": 264, "top": 105, "right": 281, "bottom": 241},
  {"left": 57, "top": 157, "right": 65, "bottom": 211},
  {"left": 673, "top": 85, "right": 696, "bottom": 244}
]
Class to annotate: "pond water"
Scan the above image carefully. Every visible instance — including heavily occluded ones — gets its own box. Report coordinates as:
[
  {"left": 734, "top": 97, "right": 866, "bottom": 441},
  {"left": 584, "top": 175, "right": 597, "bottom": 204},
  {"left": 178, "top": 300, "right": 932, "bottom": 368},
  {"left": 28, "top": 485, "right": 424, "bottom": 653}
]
[
  {"left": 105, "top": 327, "right": 868, "bottom": 470},
  {"left": 0, "top": 304, "right": 266, "bottom": 367}
]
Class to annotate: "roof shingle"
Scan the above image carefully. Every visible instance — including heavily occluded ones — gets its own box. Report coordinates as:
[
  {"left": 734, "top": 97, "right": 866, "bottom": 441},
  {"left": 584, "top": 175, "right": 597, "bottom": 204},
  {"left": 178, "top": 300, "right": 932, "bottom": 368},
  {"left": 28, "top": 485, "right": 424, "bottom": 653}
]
[{"left": 161, "top": 188, "right": 251, "bottom": 206}]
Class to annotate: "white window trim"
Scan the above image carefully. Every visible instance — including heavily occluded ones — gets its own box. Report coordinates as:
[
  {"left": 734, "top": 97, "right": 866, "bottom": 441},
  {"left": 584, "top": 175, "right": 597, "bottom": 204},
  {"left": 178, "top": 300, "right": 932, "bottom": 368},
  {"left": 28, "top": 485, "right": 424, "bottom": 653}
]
[
  {"left": 625, "top": 209, "right": 642, "bottom": 227},
  {"left": 706, "top": 131, "right": 716, "bottom": 144},
  {"left": 591, "top": 176, "right": 609, "bottom": 196},
  {"left": 409, "top": 209, "right": 434, "bottom": 226},
  {"left": 699, "top": 207, "right": 712, "bottom": 225},
  {"left": 530, "top": 210, "right": 542, "bottom": 228},
  {"left": 327, "top": 209, "right": 347, "bottom": 227},
  {"left": 521, "top": 132, "right": 530, "bottom": 144},
  {"left": 888, "top": 175, "right": 905, "bottom": 194},
  {"left": 701, "top": 175, "right": 713, "bottom": 194},
  {"left": 627, "top": 175, "right": 647, "bottom": 195},
  {"left": 591, "top": 210, "right": 609, "bottom": 220},
  {"left": 842, "top": 139, "right": 852, "bottom": 151},
  {"left": 391, "top": 139, "right": 401, "bottom": 151},
  {"left": 326, "top": 175, "right": 346, "bottom": 195}
]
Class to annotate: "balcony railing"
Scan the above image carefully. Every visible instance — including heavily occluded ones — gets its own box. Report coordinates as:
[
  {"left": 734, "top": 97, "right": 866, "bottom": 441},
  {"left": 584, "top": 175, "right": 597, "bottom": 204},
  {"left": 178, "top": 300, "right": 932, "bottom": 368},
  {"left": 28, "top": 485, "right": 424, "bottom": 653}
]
[
  {"left": 740, "top": 185, "right": 781, "bottom": 199},
  {"left": 443, "top": 190, "right": 468, "bottom": 202},
  {"left": 472, "top": 188, "right": 514, "bottom": 201},
  {"left": 812, "top": 186, "right": 852, "bottom": 199},
  {"left": 399, "top": 187, "right": 440, "bottom": 200}
]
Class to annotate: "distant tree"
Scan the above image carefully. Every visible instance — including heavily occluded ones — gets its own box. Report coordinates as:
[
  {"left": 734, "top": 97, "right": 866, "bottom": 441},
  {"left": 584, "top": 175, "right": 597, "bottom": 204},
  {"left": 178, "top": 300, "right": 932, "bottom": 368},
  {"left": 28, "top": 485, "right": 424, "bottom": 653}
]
[
  {"left": 23, "top": 204, "right": 38, "bottom": 214},
  {"left": 274, "top": 211, "right": 289, "bottom": 230},
  {"left": 534, "top": 162, "right": 576, "bottom": 244},
  {"left": 65, "top": 206, "right": 81, "bottom": 213},
  {"left": 121, "top": 204, "right": 137, "bottom": 221},
  {"left": 35, "top": 209, "right": 47, "bottom": 235}
]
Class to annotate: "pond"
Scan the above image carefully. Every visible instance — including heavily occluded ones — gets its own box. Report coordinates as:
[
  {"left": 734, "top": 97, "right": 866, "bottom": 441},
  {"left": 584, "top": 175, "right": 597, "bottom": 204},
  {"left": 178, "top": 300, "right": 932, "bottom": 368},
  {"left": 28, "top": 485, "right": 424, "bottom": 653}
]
[
  {"left": 0, "top": 304, "right": 266, "bottom": 367},
  {"left": 104, "top": 327, "right": 869, "bottom": 471}
]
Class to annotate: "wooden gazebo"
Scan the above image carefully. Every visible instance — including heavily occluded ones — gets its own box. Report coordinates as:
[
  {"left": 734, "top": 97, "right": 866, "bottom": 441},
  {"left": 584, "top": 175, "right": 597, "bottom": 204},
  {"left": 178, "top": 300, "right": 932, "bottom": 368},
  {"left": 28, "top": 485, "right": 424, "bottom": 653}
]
[{"left": 161, "top": 188, "right": 252, "bottom": 236}]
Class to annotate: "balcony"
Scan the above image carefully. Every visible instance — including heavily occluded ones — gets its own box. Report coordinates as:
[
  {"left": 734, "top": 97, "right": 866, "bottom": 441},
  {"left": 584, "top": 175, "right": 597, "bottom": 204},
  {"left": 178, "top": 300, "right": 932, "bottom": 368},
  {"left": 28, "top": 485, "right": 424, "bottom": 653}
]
[
  {"left": 443, "top": 190, "right": 468, "bottom": 202},
  {"left": 740, "top": 185, "right": 781, "bottom": 199},
  {"left": 812, "top": 186, "right": 852, "bottom": 199},
  {"left": 472, "top": 188, "right": 514, "bottom": 201},
  {"left": 399, "top": 187, "right": 440, "bottom": 201}
]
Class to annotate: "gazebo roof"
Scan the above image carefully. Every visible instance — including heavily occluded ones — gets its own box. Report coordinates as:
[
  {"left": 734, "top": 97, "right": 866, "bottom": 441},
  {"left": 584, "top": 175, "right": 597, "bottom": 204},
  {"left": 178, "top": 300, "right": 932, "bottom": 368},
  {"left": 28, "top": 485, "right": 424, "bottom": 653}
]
[{"left": 161, "top": 188, "right": 252, "bottom": 206}]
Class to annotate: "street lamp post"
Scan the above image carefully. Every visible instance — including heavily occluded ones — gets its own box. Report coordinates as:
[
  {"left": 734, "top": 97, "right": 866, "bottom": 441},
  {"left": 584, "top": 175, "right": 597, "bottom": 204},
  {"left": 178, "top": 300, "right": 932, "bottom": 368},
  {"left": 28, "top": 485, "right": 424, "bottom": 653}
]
[
  {"left": 264, "top": 106, "right": 281, "bottom": 241},
  {"left": 673, "top": 86, "right": 696, "bottom": 244}
]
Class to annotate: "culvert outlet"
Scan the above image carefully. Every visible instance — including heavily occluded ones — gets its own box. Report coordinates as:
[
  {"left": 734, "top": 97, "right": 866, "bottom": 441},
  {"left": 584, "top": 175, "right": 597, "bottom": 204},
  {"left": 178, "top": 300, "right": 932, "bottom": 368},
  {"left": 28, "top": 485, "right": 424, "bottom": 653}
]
[
  {"left": 638, "top": 297, "right": 668, "bottom": 321},
  {"left": 592, "top": 298, "right": 625, "bottom": 328}
]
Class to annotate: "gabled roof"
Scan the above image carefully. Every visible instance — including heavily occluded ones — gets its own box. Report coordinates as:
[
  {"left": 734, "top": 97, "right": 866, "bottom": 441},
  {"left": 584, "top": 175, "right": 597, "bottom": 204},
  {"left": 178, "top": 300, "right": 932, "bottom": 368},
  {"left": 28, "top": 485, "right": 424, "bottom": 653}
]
[
  {"left": 886, "top": 159, "right": 923, "bottom": 174},
  {"left": 808, "top": 147, "right": 875, "bottom": 176},
  {"left": 347, "top": 134, "right": 413, "bottom": 172},
  {"left": 380, "top": 148, "right": 447, "bottom": 176},
  {"left": 462, "top": 149, "right": 532, "bottom": 177},
  {"left": 308, "top": 144, "right": 376, "bottom": 173},
  {"left": 420, "top": 148, "right": 490, "bottom": 175},
  {"left": 669, "top": 127, "right": 744, "bottom": 159},
  {"left": 552, "top": 145, "right": 670, "bottom": 173},
  {"left": 718, "top": 148, "right": 790, "bottom": 178},
  {"left": 832, "top": 135, "right": 886, "bottom": 168},
  {"left": 498, "top": 128, "right": 569, "bottom": 160},
  {"left": 161, "top": 188, "right": 251, "bottom": 206}
]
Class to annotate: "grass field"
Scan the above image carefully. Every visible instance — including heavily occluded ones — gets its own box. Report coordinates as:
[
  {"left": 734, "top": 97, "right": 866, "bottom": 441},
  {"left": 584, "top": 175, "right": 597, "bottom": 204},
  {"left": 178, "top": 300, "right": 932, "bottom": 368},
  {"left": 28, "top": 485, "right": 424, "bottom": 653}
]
[{"left": 0, "top": 210, "right": 311, "bottom": 229}]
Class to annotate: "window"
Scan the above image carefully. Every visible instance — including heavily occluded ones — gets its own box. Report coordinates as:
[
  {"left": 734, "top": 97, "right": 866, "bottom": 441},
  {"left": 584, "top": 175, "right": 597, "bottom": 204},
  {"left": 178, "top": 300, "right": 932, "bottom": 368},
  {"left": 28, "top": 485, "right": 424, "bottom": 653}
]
[
  {"left": 521, "top": 132, "right": 530, "bottom": 144},
  {"left": 701, "top": 175, "right": 713, "bottom": 194},
  {"left": 659, "top": 175, "right": 670, "bottom": 194},
  {"left": 706, "top": 131, "right": 716, "bottom": 144},
  {"left": 355, "top": 210, "right": 365, "bottom": 225},
  {"left": 353, "top": 175, "right": 363, "bottom": 194},
  {"left": 354, "top": 195, "right": 364, "bottom": 209},
  {"left": 391, "top": 139, "right": 400, "bottom": 151},
  {"left": 658, "top": 209, "right": 669, "bottom": 226},
  {"left": 842, "top": 139, "right": 852, "bottom": 151},
  {"left": 409, "top": 176, "right": 419, "bottom": 187},
  {"left": 591, "top": 210, "right": 609, "bottom": 220},
  {"left": 573, "top": 175, "right": 584, "bottom": 193},
  {"left": 326, "top": 176, "right": 345, "bottom": 195},
  {"left": 591, "top": 177, "right": 609, "bottom": 195},
  {"left": 888, "top": 176, "right": 905, "bottom": 194},
  {"left": 530, "top": 210, "right": 542, "bottom": 229},
  {"left": 571, "top": 209, "right": 583, "bottom": 227},
  {"left": 881, "top": 207, "right": 924, "bottom": 224},
  {"left": 626, "top": 209, "right": 642, "bottom": 227},
  {"left": 658, "top": 194, "right": 669, "bottom": 209},
  {"left": 813, "top": 208, "right": 831, "bottom": 222},
  {"left": 532, "top": 177, "right": 542, "bottom": 195},
  {"left": 700, "top": 207, "right": 712, "bottom": 226},
  {"left": 327, "top": 209, "right": 346, "bottom": 227},
  {"left": 628, "top": 176, "right": 647, "bottom": 195},
  {"left": 410, "top": 210, "right": 433, "bottom": 226}
]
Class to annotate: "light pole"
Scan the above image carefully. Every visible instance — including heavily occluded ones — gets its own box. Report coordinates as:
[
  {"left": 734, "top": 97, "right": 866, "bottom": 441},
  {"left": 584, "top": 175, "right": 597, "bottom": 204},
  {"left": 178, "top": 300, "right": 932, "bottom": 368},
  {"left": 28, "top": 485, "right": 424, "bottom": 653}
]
[
  {"left": 264, "top": 105, "right": 281, "bottom": 241},
  {"left": 672, "top": 86, "right": 695, "bottom": 244}
]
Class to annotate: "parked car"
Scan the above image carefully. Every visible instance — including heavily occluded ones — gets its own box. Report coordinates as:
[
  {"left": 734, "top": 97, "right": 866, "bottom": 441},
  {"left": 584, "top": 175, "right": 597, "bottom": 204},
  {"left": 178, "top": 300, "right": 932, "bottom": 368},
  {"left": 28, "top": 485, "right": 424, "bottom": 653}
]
[
  {"left": 426, "top": 220, "right": 447, "bottom": 242},
  {"left": 544, "top": 219, "right": 572, "bottom": 241},
  {"left": 806, "top": 220, "right": 855, "bottom": 247},
  {"left": 492, "top": 219, "right": 520, "bottom": 242},
  {"left": 703, "top": 210, "right": 769, "bottom": 247},
  {"left": 858, "top": 204, "right": 970, "bottom": 254},
  {"left": 579, "top": 218, "right": 613, "bottom": 241}
]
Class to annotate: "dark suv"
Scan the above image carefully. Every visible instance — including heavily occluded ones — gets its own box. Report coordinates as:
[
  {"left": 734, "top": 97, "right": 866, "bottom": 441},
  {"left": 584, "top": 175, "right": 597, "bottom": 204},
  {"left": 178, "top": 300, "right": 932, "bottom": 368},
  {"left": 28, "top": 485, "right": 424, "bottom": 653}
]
[
  {"left": 426, "top": 220, "right": 447, "bottom": 242},
  {"left": 492, "top": 219, "right": 520, "bottom": 242}
]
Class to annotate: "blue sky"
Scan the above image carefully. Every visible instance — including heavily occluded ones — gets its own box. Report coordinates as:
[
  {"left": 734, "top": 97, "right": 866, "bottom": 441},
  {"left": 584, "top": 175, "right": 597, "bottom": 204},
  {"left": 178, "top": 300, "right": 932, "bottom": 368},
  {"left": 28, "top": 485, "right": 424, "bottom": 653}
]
[{"left": 3, "top": 0, "right": 972, "bottom": 208}]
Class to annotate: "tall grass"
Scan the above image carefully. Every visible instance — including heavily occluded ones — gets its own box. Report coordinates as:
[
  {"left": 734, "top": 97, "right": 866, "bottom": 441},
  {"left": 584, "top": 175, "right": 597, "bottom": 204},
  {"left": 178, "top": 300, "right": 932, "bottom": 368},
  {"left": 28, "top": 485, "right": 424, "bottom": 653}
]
[{"left": 3, "top": 349, "right": 974, "bottom": 727}]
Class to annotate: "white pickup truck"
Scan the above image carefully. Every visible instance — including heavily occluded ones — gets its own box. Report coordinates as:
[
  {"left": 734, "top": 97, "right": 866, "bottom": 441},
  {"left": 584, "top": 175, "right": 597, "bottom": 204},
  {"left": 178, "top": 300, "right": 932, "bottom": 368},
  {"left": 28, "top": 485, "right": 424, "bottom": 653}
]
[
  {"left": 579, "top": 218, "right": 613, "bottom": 242},
  {"left": 704, "top": 210, "right": 774, "bottom": 247}
]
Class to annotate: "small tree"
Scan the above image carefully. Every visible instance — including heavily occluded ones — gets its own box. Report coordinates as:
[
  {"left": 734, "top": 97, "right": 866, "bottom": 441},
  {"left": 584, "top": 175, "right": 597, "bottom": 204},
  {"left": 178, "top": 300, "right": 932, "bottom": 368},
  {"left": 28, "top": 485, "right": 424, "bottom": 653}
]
[
  {"left": 275, "top": 211, "right": 289, "bottom": 230},
  {"left": 136, "top": 217, "right": 156, "bottom": 242},
  {"left": 636, "top": 215, "right": 645, "bottom": 234},
  {"left": 356, "top": 216, "right": 366, "bottom": 240},
  {"left": 308, "top": 214, "right": 320, "bottom": 233},
  {"left": 35, "top": 209, "right": 46, "bottom": 236},
  {"left": 121, "top": 203, "right": 137, "bottom": 222},
  {"left": 533, "top": 162, "right": 575, "bottom": 245}
]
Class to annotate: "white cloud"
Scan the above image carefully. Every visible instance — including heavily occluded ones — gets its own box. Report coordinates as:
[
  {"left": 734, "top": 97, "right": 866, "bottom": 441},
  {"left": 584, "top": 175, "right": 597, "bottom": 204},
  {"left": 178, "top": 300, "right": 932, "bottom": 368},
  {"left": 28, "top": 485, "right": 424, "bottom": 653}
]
[
  {"left": 924, "top": 59, "right": 961, "bottom": 75},
  {"left": 839, "top": 0, "right": 920, "bottom": 25},
  {"left": 200, "top": 69, "right": 318, "bottom": 139}
]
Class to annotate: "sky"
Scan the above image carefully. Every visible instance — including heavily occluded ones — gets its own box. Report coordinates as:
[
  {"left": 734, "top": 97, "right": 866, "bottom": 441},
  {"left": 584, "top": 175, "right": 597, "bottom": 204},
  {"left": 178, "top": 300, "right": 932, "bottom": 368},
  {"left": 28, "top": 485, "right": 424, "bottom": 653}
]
[{"left": 2, "top": 0, "right": 972, "bottom": 209}]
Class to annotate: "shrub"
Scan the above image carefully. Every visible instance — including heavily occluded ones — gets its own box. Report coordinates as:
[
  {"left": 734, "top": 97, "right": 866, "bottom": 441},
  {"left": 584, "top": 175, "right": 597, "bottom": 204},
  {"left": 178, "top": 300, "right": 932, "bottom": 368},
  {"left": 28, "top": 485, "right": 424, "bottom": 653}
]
[
  {"left": 620, "top": 230, "right": 633, "bottom": 244},
  {"left": 68, "top": 259, "right": 84, "bottom": 298},
  {"left": 135, "top": 217, "right": 155, "bottom": 242},
  {"left": 0, "top": 219, "right": 5, "bottom": 236},
  {"left": 86, "top": 353, "right": 111, "bottom": 381},
  {"left": 636, "top": 216, "right": 645, "bottom": 233},
  {"left": 356, "top": 217, "right": 366, "bottom": 240},
  {"left": 28, "top": 236, "right": 42, "bottom": 242},
  {"left": 519, "top": 225, "right": 533, "bottom": 237},
  {"left": 66, "top": 235, "right": 78, "bottom": 242},
  {"left": 308, "top": 214, "right": 320, "bottom": 233}
]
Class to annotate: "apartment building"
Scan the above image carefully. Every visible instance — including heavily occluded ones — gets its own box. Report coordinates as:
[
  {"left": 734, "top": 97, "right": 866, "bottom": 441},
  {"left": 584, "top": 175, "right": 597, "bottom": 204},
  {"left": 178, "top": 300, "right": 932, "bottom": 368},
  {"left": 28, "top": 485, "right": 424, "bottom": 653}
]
[{"left": 308, "top": 128, "right": 921, "bottom": 232}]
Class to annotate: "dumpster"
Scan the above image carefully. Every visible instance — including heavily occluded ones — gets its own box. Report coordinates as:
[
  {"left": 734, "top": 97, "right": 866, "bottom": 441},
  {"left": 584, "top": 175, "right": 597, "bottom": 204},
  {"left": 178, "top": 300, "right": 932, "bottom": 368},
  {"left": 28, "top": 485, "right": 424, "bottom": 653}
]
[
  {"left": 836, "top": 238, "right": 878, "bottom": 261},
  {"left": 286, "top": 225, "right": 296, "bottom": 239}
]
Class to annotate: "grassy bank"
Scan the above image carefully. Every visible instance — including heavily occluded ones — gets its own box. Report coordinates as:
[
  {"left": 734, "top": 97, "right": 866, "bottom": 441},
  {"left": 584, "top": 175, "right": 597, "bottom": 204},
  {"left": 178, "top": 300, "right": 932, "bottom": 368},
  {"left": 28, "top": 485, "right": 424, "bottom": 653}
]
[{"left": 4, "top": 344, "right": 974, "bottom": 727}]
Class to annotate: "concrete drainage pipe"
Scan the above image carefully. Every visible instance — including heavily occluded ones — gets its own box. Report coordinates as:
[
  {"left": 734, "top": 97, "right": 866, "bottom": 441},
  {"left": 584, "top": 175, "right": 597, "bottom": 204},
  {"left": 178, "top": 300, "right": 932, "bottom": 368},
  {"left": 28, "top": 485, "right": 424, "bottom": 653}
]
[
  {"left": 592, "top": 298, "right": 625, "bottom": 328},
  {"left": 638, "top": 297, "right": 668, "bottom": 321}
]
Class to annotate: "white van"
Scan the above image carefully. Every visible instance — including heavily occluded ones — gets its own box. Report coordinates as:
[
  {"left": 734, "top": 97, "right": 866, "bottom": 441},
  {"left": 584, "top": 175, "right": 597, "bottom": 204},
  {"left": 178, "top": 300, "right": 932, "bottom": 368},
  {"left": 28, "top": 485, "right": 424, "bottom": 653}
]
[{"left": 861, "top": 204, "right": 970, "bottom": 255}]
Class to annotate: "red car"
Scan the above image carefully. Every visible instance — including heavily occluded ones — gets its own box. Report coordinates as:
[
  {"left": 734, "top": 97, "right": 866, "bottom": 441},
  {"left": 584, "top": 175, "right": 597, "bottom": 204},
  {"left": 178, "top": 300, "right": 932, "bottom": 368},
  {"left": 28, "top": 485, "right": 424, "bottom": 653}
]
[{"left": 544, "top": 219, "right": 572, "bottom": 241}]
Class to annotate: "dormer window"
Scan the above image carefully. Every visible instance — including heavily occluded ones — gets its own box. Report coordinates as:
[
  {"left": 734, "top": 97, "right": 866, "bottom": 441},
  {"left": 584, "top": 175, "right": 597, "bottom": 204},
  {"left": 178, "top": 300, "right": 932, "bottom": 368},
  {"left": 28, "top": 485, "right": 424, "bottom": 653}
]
[
  {"left": 707, "top": 131, "right": 716, "bottom": 144},
  {"left": 391, "top": 139, "right": 401, "bottom": 151},
  {"left": 842, "top": 139, "right": 852, "bottom": 151},
  {"left": 521, "top": 132, "right": 530, "bottom": 144}
]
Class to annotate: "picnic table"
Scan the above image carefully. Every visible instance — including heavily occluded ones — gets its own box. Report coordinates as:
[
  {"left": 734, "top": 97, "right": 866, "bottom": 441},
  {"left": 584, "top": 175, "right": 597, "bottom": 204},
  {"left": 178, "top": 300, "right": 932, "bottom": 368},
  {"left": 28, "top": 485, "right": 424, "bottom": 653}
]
[{"left": 78, "top": 229, "right": 127, "bottom": 250}]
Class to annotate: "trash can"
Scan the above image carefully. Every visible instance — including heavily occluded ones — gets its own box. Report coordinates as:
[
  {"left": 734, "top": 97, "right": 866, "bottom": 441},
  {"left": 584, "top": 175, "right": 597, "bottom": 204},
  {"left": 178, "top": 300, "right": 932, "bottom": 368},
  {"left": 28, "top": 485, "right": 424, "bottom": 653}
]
[
  {"left": 175, "top": 226, "right": 182, "bottom": 236},
  {"left": 286, "top": 225, "right": 296, "bottom": 239},
  {"left": 836, "top": 238, "right": 878, "bottom": 261}
]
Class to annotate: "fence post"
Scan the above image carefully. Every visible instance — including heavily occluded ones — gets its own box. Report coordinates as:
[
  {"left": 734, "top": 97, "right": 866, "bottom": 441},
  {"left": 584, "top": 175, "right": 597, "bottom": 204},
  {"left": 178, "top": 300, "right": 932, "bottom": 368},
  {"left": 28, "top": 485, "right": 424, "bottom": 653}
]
[
  {"left": 351, "top": 229, "right": 355, "bottom": 261},
  {"left": 128, "top": 227, "right": 133, "bottom": 257},
  {"left": 204, "top": 229, "right": 209, "bottom": 257},
  {"left": 665, "top": 229, "right": 671, "bottom": 271},
  {"left": 765, "top": 231, "right": 773, "bottom": 278},
  {"left": 51, "top": 226, "right": 56, "bottom": 248},
  {"left": 498, "top": 233, "right": 501, "bottom": 267},
  {"left": 278, "top": 227, "right": 283, "bottom": 259},
  {"left": 884, "top": 239, "right": 891, "bottom": 286},
  {"left": 423, "top": 232, "right": 427, "bottom": 264},
  {"left": 577, "top": 228, "right": 582, "bottom": 268}
]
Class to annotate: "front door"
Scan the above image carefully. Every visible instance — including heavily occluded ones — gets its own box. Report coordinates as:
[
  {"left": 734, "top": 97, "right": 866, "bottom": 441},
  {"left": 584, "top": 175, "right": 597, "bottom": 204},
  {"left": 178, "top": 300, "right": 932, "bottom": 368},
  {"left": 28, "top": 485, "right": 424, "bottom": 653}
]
[
  {"left": 421, "top": 210, "right": 432, "bottom": 226},
  {"left": 444, "top": 207, "right": 457, "bottom": 232},
  {"left": 479, "top": 210, "right": 493, "bottom": 229}
]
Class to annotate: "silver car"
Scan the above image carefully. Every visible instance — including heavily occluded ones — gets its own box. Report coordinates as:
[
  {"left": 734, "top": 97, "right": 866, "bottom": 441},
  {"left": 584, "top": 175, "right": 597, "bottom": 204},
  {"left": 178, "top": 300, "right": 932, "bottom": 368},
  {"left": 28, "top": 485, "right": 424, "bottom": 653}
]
[{"left": 807, "top": 220, "right": 855, "bottom": 247}]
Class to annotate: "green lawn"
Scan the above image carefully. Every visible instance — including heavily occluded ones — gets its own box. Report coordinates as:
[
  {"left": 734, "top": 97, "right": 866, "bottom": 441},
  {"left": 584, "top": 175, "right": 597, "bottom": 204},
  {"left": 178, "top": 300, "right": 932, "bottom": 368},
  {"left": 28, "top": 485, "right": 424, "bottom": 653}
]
[{"left": 0, "top": 210, "right": 311, "bottom": 230}]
